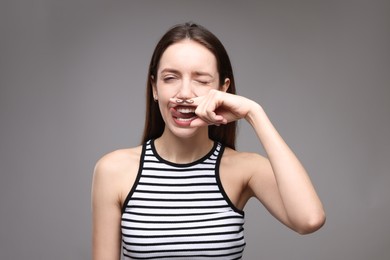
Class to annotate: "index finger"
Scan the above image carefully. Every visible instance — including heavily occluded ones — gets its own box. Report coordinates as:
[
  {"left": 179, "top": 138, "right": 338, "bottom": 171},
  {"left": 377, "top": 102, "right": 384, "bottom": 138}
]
[{"left": 169, "top": 96, "right": 204, "bottom": 106}]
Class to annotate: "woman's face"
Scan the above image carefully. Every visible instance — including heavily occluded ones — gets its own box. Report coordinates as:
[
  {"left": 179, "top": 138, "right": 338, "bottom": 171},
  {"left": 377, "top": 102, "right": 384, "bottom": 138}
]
[{"left": 153, "top": 39, "right": 229, "bottom": 138}]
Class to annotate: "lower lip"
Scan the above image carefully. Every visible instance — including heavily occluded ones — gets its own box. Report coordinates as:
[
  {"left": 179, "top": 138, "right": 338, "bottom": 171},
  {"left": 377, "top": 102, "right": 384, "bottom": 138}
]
[
  {"left": 169, "top": 107, "right": 197, "bottom": 127},
  {"left": 173, "top": 116, "right": 197, "bottom": 127}
]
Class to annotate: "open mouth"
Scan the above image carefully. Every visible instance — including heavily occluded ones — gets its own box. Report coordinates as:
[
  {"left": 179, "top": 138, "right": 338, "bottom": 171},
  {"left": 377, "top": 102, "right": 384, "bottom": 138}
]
[{"left": 172, "top": 106, "right": 197, "bottom": 122}]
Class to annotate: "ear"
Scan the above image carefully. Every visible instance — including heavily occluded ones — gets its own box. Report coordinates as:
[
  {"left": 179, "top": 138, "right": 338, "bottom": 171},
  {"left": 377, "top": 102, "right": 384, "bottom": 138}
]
[
  {"left": 151, "top": 75, "right": 158, "bottom": 100},
  {"left": 220, "top": 78, "right": 230, "bottom": 92}
]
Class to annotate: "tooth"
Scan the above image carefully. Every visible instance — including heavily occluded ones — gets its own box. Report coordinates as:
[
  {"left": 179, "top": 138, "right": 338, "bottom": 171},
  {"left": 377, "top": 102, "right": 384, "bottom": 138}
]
[{"left": 177, "top": 108, "right": 195, "bottom": 113}]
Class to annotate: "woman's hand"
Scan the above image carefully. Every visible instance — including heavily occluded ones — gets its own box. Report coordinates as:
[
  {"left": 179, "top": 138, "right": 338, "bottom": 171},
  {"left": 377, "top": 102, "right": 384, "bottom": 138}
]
[{"left": 171, "top": 89, "right": 259, "bottom": 127}]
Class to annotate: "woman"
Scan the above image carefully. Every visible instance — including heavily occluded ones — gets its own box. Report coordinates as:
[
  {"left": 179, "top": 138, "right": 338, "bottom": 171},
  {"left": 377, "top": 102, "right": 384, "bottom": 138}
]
[{"left": 92, "top": 22, "right": 325, "bottom": 259}]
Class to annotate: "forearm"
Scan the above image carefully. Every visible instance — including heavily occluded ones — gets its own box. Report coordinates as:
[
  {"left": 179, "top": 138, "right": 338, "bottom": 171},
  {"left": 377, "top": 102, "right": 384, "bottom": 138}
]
[{"left": 246, "top": 102, "right": 325, "bottom": 233}]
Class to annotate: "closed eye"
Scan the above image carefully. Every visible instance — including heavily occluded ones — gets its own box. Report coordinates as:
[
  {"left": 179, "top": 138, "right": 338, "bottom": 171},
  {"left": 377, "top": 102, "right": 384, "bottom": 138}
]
[
  {"left": 195, "top": 79, "right": 211, "bottom": 85},
  {"left": 162, "top": 75, "right": 178, "bottom": 82}
]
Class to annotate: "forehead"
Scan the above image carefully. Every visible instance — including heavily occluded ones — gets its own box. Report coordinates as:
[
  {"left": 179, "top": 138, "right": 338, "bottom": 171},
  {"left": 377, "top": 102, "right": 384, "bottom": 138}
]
[{"left": 158, "top": 40, "right": 218, "bottom": 74}]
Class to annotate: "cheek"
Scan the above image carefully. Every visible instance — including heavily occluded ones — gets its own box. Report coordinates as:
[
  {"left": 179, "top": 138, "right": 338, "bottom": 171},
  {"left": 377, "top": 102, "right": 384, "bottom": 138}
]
[
  {"left": 194, "top": 84, "right": 220, "bottom": 96},
  {"left": 155, "top": 83, "right": 174, "bottom": 98},
  {"left": 156, "top": 89, "right": 175, "bottom": 101}
]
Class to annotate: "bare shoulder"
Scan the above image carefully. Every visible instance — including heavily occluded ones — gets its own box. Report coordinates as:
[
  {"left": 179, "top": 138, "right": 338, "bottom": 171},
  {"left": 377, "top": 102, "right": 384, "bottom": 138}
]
[
  {"left": 94, "top": 146, "right": 142, "bottom": 176},
  {"left": 222, "top": 147, "right": 269, "bottom": 174},
  {"left": 221, "top": 148, "right": 273, "bottom": 189},
  {"left": 92, "top": 145, "right": 143, "bottom": 205}
]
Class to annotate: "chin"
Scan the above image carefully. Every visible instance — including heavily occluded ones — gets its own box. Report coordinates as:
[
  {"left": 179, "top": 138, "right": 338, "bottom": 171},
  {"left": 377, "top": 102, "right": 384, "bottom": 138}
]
[{"left": 164, "top": 122, "right": 205, "bottom": 140}]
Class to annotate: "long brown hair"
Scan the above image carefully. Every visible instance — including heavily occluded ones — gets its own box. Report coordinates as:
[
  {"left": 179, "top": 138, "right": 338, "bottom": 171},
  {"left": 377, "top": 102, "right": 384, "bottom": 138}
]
[{"left": 141, "top": 22, "right": 237, "bottom": 149}]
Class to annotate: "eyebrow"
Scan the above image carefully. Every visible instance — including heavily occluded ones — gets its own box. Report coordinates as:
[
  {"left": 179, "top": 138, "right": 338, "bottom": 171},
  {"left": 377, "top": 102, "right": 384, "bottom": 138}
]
[
  {"left": 160, "top": 68, "right": 181, "bottom": 75},
  {"left": 193, "top": 71, "right": 214, "bottom": 78},
  {"left": 160, "top": 68, "right": 214, "bottom": 78}
]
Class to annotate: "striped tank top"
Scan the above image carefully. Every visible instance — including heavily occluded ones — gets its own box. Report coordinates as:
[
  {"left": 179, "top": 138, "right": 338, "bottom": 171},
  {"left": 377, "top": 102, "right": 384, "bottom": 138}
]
[{"left": 121, "top": 139, "right": 246, "bottom": 259}]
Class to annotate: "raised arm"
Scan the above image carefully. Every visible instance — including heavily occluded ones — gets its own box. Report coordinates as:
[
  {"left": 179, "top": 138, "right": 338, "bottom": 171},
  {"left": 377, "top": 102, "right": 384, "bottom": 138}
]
[
  {"left": 189, "top": 90, "right": 326, "bottom": 234},
  {"left": 244, "top": 101, "right": 325, "bottom": 234}
]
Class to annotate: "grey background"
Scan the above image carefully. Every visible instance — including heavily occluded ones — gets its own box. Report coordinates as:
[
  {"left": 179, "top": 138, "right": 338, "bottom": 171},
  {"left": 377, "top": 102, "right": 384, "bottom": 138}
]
[{"left": 1, "top": 0, "right": 389, "bottom": 259}]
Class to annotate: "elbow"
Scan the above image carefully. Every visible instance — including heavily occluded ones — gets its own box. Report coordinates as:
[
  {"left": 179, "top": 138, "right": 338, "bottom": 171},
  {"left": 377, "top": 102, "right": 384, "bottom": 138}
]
[{"left": 294, "top": 211, "right": 326, "bottom": 235}]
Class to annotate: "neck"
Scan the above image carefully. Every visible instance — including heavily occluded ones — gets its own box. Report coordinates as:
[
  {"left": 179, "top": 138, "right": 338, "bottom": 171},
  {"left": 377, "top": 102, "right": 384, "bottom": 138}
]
[{"left": 155, "top": 130, "right": 214, "bottom": 164}]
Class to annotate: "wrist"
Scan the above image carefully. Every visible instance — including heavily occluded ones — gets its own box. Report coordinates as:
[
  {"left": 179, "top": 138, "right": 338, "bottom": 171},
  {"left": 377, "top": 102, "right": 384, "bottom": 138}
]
[{"left": 245, "top": 101, "right": 264, "bottom": 125}]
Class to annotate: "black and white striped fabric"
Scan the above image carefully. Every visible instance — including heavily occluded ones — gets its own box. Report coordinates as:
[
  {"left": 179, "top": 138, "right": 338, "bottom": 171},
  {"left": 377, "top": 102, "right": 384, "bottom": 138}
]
[{"left": 121, "top": 139, "right": 246, "bottom": 259}]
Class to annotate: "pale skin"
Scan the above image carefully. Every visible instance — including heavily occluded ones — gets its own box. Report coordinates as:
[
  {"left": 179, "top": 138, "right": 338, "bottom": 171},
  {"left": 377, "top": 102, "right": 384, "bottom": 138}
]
[{"left": 91, "top": 40, "right": 326, "bottom": 259}]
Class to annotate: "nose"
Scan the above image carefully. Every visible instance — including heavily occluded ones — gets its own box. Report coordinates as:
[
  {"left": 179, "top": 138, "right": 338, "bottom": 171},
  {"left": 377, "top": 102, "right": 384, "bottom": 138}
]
[{"left": 176, "top": 78, "right": 194, "bottom": 100}]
